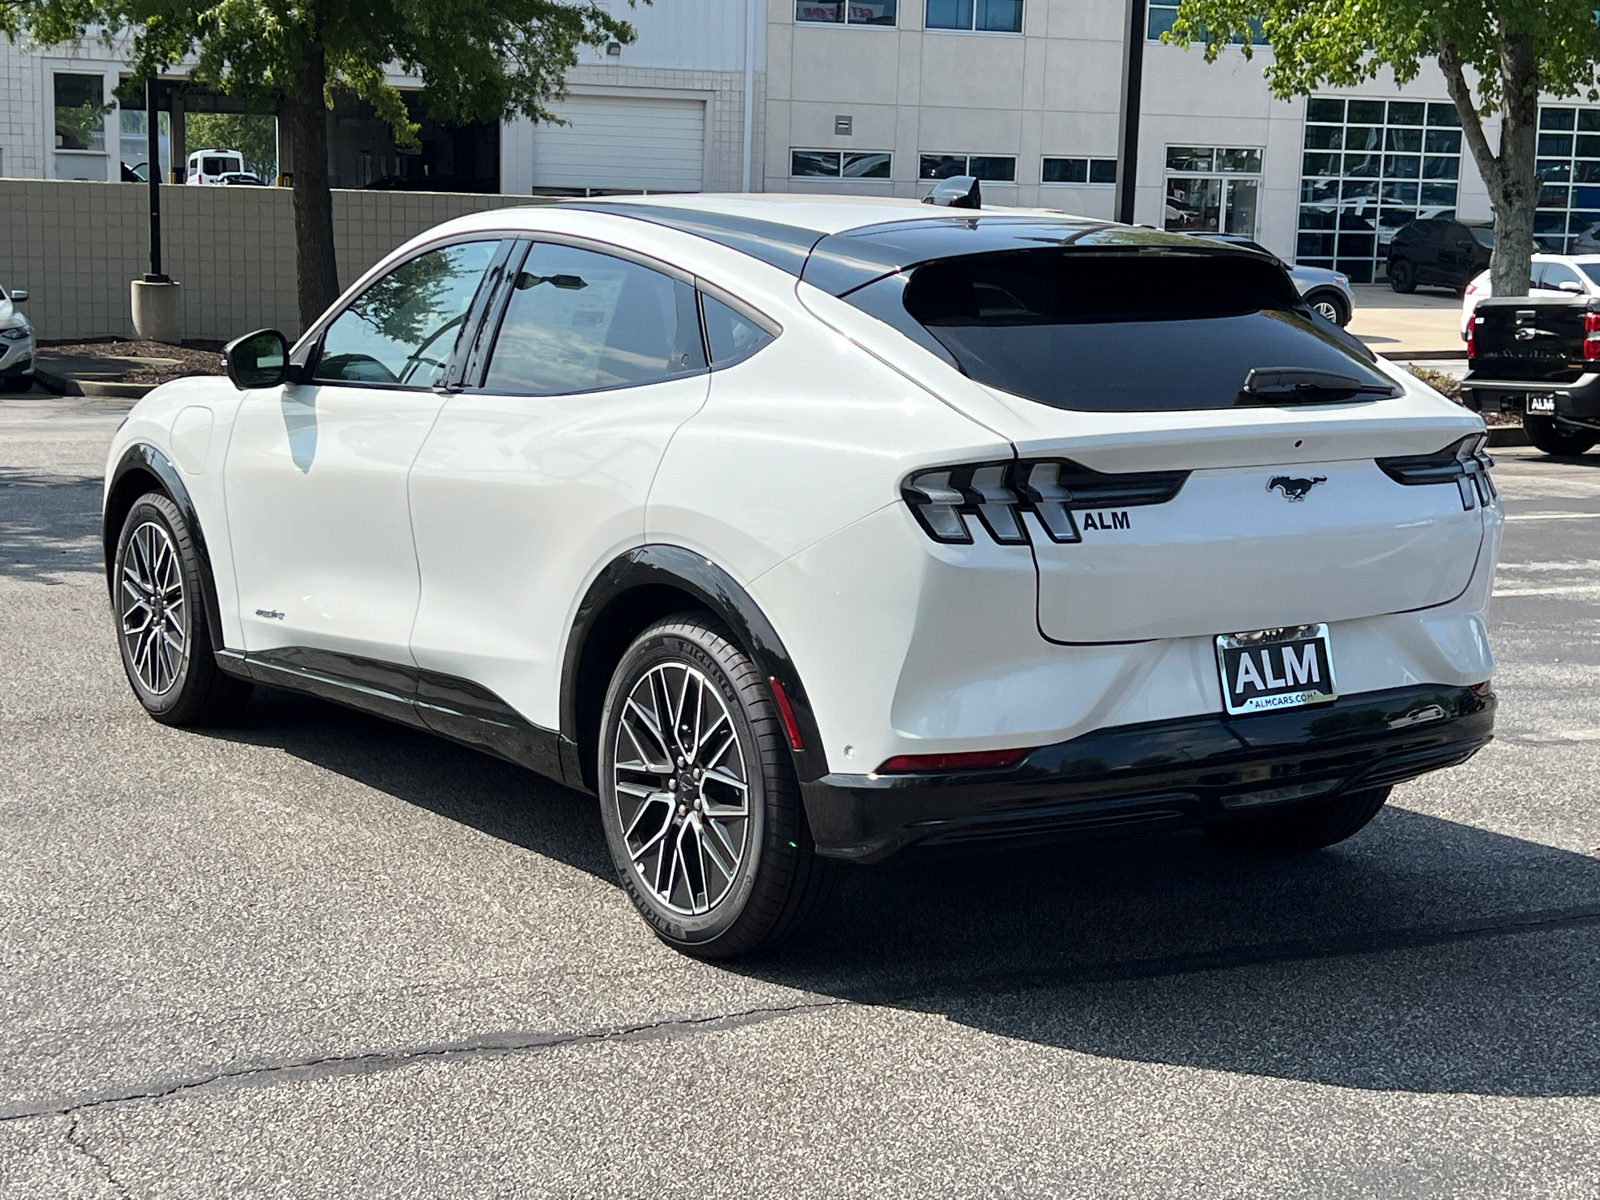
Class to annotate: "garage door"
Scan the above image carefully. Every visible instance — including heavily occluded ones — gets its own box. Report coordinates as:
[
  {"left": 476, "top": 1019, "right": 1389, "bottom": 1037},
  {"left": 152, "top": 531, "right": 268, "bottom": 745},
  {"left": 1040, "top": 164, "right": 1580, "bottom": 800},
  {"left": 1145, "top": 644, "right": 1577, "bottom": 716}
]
[{"left": 531, "top": 95, "right": 705, "bottom": 192}]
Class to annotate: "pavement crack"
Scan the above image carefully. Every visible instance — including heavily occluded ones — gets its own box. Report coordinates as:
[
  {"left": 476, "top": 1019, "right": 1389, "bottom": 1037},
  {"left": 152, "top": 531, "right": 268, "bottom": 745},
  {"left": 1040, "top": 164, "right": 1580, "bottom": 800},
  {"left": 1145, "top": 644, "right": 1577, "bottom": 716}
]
[
  {"left": 0, "top": 998, "right": 847, "bottom": 1122},
  {"left": 65, "top": 1110, "right": 136, "bottom": 1199}
]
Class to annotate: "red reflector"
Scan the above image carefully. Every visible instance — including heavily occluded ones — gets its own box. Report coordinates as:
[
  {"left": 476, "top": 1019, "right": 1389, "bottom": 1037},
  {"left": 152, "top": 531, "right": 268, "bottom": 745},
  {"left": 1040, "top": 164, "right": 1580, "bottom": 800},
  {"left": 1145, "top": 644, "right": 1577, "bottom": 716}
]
[
  {"left": 876, "top": 747, "right": 1033, "bottom": 774},
  {"left": 767, "top": 676, "right": 804, "bottom": 751}
]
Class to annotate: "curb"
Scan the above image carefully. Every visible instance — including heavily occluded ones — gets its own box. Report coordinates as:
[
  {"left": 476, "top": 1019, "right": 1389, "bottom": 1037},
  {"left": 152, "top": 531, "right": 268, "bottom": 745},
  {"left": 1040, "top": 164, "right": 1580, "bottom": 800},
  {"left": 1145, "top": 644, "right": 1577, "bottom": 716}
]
[
  {"left": 1487, "top": 426, "right": 1530, "bottom": 447},
  {"left": 32, "top": 368, "right": 152, "bottom": 400},
  {"left": 1376, "top": 349, "right": 1467, "bottom": 361}
]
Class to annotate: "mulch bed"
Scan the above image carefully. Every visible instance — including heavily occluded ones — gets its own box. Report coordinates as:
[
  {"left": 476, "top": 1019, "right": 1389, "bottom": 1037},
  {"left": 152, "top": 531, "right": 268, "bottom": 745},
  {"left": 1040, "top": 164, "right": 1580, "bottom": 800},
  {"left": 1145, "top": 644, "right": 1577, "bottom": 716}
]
[
  {"left": 38, "top": 339, "right": 224, "bottom": 385},
  {"left": 1405, "top": 363, "right": 1518, "bottom": 426}
]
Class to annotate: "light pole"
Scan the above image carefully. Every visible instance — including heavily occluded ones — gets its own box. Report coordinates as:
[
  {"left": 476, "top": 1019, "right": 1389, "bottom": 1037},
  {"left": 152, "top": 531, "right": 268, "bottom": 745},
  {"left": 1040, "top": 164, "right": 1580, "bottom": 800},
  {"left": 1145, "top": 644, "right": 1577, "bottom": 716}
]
[
  {"left": 145, "top": 77, "right": 168, "bottom": 283},
  {"left": 1114, "top": 0, "right": 1148, "bottom": 225}
]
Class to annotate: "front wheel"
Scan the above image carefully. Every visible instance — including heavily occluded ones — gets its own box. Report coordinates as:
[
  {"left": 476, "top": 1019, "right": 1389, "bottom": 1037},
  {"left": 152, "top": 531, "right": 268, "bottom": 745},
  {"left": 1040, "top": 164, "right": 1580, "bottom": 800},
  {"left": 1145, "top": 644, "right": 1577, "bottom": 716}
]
[
  {"left": 113, "top": 492, "right": 253, "bottom": 725},
  {"left": 1307, "top": 290, "right": 1350, "bottom": 327},
  {"left": 598, "top": 614, "right": 835, "bottom": 958},
  {"left": 1205, "top": 786, "right": 1391, "bottom": 855},
  {"left": 1388, "top": 258, "right": 1417, "bottom": 294},
  {"left": 2, "top": 375, "right": 32, "bottom": 392},
  {"left": 1524, "top": 415, "right": 1598, "bottom": 457}
]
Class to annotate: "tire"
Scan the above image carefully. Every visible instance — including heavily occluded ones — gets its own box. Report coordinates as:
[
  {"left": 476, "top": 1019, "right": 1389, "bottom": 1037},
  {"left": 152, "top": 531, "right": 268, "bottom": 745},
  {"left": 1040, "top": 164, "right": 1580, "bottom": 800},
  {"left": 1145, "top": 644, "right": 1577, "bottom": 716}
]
[
  {"left": 1307, "top": 290, "right": 1350, "bottom": 327},
  {"left": 1389, "top": 258, "right": 1417, "bottom": 293},
  {"left": 112, "top": 492, "right": 253, "bottom": 725},
  {"left": 598, "top": 613, "right": 836, "bottom": 959},
  {"left": 2, "top": 375, "right": 32, "bottom": 392},
  {"left": 1205, "top": 786, "right": 1392, "bottom": 855},
  {"left": 1523, "top": 415, "right": 1598, "bottom": 457}
]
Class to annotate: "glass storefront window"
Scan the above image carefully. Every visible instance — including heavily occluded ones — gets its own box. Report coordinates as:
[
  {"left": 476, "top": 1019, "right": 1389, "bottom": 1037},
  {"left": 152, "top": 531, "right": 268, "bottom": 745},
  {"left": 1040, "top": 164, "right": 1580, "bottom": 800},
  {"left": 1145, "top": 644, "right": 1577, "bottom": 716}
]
[
  {"left": 1297, "top": 97, "right": 1462, "bottom": 281},
  {"left": 1532, "top": 106, "right": 1600, "bottom": 249},
  {"left": 54, "top": 74, "right": 107, "bottom": 153},
  {"left": 1164, "top": 146, "right": 1263, "bottom": 235}
]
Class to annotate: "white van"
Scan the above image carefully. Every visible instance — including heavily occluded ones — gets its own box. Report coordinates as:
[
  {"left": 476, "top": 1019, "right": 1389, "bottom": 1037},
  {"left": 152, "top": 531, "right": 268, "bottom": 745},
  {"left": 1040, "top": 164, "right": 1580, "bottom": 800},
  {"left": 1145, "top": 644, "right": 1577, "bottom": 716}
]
[{"left": 186, "top": 149, "right": 246, "bottom": 185}]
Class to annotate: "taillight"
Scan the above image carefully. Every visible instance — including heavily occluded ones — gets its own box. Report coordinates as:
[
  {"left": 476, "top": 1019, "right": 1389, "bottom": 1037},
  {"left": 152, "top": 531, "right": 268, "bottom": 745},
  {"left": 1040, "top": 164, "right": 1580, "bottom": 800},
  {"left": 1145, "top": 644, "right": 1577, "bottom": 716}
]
[
  {"left": 1376, "top": 434, "right": 1497, "bottom": 509},
  {"left": 1465, "top": 281, "right": 1479, "bottom": 296},
  {"left": 1466, "top": 316, "right": 1477, "bottom": 359},
  {"left": 1584, "top": 310, "right": 1600, "bottom": 360},
  {"left": 902, "top": 459, "right": 1189, "bottom": 547},
  {"left": 876, "top": 747, "right": 1033, "bottom": 774}
]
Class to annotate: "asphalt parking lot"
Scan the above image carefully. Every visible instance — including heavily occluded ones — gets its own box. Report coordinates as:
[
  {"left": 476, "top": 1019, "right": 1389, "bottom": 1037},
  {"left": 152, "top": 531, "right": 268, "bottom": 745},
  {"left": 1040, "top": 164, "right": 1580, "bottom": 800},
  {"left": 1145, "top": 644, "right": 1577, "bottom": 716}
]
[{"left": 2, "top": 392, "right": 1598, "bottom": 1198}]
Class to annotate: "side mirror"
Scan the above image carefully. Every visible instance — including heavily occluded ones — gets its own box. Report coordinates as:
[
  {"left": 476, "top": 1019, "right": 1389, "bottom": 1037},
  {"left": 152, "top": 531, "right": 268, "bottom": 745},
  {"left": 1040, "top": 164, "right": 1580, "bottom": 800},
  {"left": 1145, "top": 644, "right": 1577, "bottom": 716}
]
[
  {"left": 9, "top": 290, "right": 27, "bottom": 302},
  {"left": 1558, "top": 280, "right": 1585, "bottom": 294},
  {"left": 223, "top": 329, "right": 289, "bottom": 389}
]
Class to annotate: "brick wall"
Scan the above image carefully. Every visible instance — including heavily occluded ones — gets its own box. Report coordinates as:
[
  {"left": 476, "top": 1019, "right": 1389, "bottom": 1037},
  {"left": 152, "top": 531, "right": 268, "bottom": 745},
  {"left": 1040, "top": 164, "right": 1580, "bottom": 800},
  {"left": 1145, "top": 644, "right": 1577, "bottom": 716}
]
[{"left": 0, "top": 180, "right": 543, "bottom": 342}]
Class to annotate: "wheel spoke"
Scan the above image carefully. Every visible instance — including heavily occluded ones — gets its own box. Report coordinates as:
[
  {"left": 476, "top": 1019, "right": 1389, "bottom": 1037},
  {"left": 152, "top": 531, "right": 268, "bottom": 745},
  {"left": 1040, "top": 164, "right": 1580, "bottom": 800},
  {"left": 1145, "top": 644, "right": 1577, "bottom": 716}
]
[{"left": 119, "top": 521, "right": 185, "bottom": 696}]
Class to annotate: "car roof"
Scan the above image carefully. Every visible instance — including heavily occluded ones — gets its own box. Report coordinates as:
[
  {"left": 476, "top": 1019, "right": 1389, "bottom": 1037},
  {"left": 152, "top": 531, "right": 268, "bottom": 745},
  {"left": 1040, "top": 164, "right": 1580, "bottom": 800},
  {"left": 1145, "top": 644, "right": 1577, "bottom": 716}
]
[{"left": 548, "top": 193, "right": 1242, "bottom": 294}]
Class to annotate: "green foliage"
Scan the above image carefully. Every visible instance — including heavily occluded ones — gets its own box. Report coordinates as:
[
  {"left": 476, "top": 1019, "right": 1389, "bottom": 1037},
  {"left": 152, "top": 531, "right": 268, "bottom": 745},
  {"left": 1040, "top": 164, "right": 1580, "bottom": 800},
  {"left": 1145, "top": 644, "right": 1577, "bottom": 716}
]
[
  {"left": 4, "top": 0, "right": 637, "bottom": 144},
  {"left": 184, "top": 112, "right": 278, "bottom": 179},
  {"left": 1167, "top": 1, "right": 1600, "bottom": 109}
]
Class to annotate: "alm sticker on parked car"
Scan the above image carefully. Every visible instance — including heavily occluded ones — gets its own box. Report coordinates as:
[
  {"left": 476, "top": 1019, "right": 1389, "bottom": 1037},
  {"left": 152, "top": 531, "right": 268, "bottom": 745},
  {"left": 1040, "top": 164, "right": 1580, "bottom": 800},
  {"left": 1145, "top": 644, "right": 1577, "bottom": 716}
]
[
  {"left": 1216, "top": 624, "right": 1338, "bottom": 716},
  {"left": 1080, "top": 510, "right": 1130, "bottom": 530}
]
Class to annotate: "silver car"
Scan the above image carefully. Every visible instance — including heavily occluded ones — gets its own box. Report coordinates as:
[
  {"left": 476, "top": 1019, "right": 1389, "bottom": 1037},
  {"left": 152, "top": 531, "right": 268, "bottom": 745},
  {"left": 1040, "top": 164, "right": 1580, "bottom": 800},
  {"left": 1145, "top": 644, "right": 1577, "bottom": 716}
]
[
  {"left": 1198, "top": 233, "right": 1355, "bottom": 326},
  {"left": 0, "top": 282, "right": 33, "bottom": 392}
]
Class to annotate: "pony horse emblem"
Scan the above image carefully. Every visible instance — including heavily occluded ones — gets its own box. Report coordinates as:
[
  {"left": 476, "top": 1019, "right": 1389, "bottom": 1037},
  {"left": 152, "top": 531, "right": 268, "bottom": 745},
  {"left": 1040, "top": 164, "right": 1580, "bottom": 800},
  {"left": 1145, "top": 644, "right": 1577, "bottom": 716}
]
[{"left": 1267, "top": 475, "right": 1327, "bottom": 502}]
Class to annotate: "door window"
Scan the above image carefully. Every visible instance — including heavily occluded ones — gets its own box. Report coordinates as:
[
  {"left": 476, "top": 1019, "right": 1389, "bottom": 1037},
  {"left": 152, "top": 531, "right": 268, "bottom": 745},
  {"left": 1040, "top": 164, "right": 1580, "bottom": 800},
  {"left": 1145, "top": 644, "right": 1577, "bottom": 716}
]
[
  {"left": 1163, "top": 147, "right": 1263, "bottom": 236},
  {"left": 1540, "top": 262, "right": 1584, "bottom": 291},
  {"left": 314, "top": 241, "right": 499, "bottom": 388},
  {"left": 482, "top": 244, "right": 706, "bottom": 395}
]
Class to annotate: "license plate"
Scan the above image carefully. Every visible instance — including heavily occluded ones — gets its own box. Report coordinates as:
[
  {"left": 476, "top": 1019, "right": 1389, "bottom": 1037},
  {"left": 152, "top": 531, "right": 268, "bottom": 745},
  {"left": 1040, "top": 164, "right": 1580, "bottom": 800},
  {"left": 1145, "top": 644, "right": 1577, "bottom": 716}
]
[
  {"left": 1527, "top": 393, "right": 1557, "bottom": 414},
  {"left": 1216, "top": 625, "right": 1338, "bottom": 716}
]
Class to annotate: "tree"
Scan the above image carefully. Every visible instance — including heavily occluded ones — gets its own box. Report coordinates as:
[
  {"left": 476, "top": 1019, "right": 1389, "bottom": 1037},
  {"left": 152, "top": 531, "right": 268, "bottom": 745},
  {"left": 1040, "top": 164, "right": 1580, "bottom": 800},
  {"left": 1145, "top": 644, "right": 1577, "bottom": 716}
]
[
  {"left": 1168, "top": 0, "right": 1600, "bottom": 297},
  {"left": 185, "top": 112, "right": 279, "bottom": 181},
  {"left": 3, "top": 0, "right": 635, "bottom": 331}
]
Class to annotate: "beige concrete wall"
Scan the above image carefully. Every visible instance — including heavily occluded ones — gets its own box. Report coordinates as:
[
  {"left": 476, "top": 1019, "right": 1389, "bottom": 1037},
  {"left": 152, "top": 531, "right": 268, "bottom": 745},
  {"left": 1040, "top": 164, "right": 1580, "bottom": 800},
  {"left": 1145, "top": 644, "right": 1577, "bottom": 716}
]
[{"left": 0, "top": 180, "right": 542, "bottom": 342}]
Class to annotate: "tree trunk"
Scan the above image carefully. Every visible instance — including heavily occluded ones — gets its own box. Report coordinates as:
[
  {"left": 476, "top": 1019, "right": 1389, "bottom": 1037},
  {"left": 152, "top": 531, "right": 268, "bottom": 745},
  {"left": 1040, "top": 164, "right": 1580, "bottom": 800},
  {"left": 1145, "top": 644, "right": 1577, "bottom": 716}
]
[
  {"left": 1489, "top": 29, "right": 1538, "bottom": 299},
  {"left": 1438, "top": 30, "right": 1538, "bottom": 299},
  {"left": 284, "top": 43, "right": 339, "bottom": 333}
]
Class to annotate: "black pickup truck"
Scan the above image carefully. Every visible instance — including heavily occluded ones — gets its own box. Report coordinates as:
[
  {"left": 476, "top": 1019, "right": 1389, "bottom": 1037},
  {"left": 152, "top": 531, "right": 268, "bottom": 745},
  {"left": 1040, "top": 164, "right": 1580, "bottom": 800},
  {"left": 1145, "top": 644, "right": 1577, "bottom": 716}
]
[{"left": 1461, "top": 296, "right": 1600, "bottom": 455}]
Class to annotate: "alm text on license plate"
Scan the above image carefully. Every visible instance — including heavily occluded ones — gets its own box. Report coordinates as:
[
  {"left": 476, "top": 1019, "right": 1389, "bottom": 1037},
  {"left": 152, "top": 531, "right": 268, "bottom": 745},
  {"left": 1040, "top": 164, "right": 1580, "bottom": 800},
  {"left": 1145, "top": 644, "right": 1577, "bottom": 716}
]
[
  {"left": 1216, "top": 625, "right": 1338, "bottom": 716},
  {"left": 1527, "top": 393, "right": 1557, "bottom": 415}
]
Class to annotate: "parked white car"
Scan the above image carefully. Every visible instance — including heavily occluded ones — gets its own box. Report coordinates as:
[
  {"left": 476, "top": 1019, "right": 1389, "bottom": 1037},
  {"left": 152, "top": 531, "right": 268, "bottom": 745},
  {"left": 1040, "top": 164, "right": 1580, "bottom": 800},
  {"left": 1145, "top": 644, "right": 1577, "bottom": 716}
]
[
  {"left": 1460, "top": 253, "right": 1600, "bottom": 338},
  {"left": 101, "top": 194, "right": 1501, "bottom": 957},
  {"left": 1198, "top": 233, "right": 1356, "bottom": 326},
  {"left": 0, "top": 281, "right": 34, "bottom": 392},
  {"left": 185, "top": 149, "right": 246, "bottom": 185}
]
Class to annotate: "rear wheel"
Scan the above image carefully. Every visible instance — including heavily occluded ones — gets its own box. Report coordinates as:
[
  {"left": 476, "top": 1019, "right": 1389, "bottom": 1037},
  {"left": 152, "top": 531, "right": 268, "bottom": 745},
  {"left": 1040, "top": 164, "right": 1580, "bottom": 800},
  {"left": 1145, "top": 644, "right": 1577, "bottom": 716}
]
[
  {"left": 1306, "top": 290, "right": 1350, "bottom": 326},
  {"left": 1524, "top": 415, "right": 1598, "bottom": 457},
  {"left": 113, "top": 493, "right": 253, "bottom": 725},
  {"left": 1389, "top": 258, "right": 1417, "bottom": 293},
  {"left": 598, "top": 614, "right": 835, "bottom": 959},
  {"left": 1206, "top": 786, "right": 1391, "bottom": 855}
]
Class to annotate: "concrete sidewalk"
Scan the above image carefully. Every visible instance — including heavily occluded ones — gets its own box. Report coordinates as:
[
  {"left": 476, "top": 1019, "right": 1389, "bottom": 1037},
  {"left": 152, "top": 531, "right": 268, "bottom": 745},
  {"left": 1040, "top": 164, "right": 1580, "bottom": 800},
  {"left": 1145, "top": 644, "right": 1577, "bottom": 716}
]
[{"left": 1348, "top": 284, "right": 1465, "bottom": 357}]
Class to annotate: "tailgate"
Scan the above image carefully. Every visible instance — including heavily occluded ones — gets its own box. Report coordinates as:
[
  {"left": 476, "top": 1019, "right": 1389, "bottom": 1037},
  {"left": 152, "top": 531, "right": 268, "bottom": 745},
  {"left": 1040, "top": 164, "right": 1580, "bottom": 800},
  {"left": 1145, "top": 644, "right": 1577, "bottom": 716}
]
[{"left": 1470, "top": 297, "right": 1589, "bottom": 382}]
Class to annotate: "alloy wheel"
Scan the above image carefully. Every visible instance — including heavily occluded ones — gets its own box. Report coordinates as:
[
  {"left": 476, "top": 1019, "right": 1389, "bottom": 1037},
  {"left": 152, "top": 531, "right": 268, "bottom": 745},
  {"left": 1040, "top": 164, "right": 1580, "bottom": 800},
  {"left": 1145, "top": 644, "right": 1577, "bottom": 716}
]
[
  {"left": 119, "top": 520, "right": 187, "bottom": 695},
  {"left": 611, "top": 661, "right": 751, "bottom": 915}
]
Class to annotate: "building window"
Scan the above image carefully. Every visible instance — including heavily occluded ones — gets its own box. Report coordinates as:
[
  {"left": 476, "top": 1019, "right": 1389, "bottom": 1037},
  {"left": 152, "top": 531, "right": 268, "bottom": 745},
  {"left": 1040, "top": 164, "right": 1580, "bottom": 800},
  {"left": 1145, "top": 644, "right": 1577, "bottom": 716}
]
[
  {"left": 1147, "top": 4, "right": 1265, "bottom": 43},
  {"left": 1297, "top": 97, "right": 1461, "bottom": 283},
  {"left": 1532, "top": 106, "right": 1600, "bottom": 251},
  {"left": 791, "top": 149, "right": 892, "bottom": 178},
  {"left": 1042, "top": 157, "right": 1117, "bottom": 185},
  {"left": 1163, "top": 146, "right": 1262, "bottom": 236},
  {"left": 54, "top": 73, "right": 107, "bottom": 153},
  {"left": 920, "top": 153, "right": 1016, "bottom": 182},
  {"left": 796, "top": 0, "right": 896, "bottom": 24},
  {"left": 926, "top": 0, "right": 1022, "bottom": 33}
]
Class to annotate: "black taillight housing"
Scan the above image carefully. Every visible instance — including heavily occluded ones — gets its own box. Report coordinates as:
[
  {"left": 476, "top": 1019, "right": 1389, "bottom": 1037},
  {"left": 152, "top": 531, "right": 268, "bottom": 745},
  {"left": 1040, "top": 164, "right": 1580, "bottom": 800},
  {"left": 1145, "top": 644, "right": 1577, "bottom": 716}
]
[
  {"left": 902, "top": 458, "right": 1190, "bottom": 546},
  {"left": 1376, "top": 434, "right": 1497, "bottom": 510}
]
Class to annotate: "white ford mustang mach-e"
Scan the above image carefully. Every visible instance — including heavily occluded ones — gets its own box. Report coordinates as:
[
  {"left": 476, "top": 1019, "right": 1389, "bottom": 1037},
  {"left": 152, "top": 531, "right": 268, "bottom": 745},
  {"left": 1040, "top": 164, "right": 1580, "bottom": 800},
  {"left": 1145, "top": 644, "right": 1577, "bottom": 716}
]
[{"left": 103, "top": 191, "right": 1501, "bottom": 957}]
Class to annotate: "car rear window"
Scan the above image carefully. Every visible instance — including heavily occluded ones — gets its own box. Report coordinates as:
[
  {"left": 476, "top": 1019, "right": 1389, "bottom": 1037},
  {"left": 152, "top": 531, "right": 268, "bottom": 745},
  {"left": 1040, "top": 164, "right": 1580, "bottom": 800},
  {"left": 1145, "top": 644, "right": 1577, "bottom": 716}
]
[{"left": 900, "top": 250, "right": 1391, "bottom": 412}]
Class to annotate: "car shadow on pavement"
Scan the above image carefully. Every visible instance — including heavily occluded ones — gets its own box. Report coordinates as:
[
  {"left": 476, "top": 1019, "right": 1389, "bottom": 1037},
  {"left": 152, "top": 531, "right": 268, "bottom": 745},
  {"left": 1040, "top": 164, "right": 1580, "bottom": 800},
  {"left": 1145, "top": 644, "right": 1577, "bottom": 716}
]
[
  {"left": 0, "top": 469, "right": 105, "bottom": 583},
  {"left": 208, "top": 686, "right": 1600, "bottom": 1101}
]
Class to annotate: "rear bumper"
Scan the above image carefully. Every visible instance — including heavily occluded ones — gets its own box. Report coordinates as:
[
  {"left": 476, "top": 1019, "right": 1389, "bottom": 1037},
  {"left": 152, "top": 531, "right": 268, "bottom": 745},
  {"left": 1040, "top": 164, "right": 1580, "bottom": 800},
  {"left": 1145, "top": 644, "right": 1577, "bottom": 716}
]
[
  {"left": 1461, "top": 373, "right": 1600, "bottom": 428},
  {"left": 800, "top": 684, "right": 1494, "bottom": 862}
]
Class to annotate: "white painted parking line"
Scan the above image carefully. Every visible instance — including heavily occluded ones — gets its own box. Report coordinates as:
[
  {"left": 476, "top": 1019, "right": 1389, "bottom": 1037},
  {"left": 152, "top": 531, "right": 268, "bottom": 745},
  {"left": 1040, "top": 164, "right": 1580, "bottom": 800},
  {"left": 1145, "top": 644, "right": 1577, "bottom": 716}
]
[{"left": 1503, "top": 511, "right": 1600, "bottom": 522}]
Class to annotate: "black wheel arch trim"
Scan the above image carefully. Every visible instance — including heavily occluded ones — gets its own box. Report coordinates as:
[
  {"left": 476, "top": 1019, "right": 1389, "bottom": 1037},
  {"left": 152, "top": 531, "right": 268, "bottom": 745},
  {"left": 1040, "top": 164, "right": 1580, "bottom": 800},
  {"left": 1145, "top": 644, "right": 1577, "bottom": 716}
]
[
  {"left": 104, "top": 443, "right": 229, "bottom": 658},
  {"left": 561, "top": 545, "right": 829, "bottom": 788}
]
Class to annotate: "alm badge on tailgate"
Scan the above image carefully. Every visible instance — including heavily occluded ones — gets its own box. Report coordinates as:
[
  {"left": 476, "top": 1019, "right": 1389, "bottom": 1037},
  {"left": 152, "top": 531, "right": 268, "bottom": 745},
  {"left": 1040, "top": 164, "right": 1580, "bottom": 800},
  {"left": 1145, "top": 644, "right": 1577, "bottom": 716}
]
[{"left": 1216, "top": 624, "right": 1338, "bottom": 716}]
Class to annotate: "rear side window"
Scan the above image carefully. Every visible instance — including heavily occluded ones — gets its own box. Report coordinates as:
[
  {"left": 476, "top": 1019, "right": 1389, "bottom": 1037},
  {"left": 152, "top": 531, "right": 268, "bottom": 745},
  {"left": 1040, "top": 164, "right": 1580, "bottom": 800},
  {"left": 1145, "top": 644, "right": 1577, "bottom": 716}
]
[
  {"left": 483, "top": 244, "right": 705, "bottom": 395},
  {"left": 901, "top": 250, "right": 1392, "bottom": 412},
  {"left": 701, "top": 293, "right": 774, "bottom": 366}
]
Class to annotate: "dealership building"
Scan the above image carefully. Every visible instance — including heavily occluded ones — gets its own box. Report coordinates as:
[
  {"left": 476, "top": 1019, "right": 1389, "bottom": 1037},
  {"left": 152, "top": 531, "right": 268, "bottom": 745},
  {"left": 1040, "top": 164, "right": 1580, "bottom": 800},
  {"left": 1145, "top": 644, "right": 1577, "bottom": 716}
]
[{"left": 4, "top": 0, "right": 1600, "bottom": 281}]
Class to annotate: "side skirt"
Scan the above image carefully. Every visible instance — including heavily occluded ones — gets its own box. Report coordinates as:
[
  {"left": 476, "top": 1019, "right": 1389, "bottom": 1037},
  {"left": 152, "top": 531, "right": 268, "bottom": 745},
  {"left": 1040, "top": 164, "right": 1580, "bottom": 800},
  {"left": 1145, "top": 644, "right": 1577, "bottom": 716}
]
[{"left": 216, "top": 647, "right": 574, "bottom": 789}]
